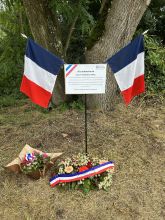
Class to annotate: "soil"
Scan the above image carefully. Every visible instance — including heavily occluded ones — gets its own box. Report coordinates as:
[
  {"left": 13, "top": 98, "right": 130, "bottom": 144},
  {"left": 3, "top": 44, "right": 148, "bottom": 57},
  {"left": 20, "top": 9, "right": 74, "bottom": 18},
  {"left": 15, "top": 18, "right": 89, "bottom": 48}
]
[{"left": 0, "top": 100, "right": 164, "bottom": 220}]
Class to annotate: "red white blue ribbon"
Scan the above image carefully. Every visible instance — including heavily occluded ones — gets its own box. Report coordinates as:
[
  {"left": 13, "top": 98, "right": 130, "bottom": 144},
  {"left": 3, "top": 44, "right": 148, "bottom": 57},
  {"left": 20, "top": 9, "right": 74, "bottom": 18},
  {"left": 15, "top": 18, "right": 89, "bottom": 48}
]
[
  {"left": 50, "top": 161, "right": 114, "bottom": 187},
  {"left": 25, "top": 153, "right": 35, "bottom": 161},
  {"left": 65, "top": 64, "right": 78, "bottom": 77}
]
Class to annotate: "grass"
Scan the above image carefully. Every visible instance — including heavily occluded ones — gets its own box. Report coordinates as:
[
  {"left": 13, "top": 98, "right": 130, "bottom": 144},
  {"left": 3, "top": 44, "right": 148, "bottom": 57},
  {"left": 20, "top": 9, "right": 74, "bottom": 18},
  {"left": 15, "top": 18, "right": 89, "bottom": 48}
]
[
  {"left": 0, "top": 99, "right": 165, "bottom": 220},
  {"left": 0, "top": 95, "right": 27, "bottom": 108}
]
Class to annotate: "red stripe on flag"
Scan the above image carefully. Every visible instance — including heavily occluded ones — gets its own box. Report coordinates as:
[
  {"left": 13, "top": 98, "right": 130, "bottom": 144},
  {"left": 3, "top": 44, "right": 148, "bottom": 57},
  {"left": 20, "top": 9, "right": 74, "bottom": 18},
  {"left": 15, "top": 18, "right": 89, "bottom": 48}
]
[
  {"left": 66, "top": 64, "right": 78, "bottom": 77},
  {"left": 20, "top": 75, "right": 52, "bottom": 108},
  {"left": 121, "top": 74, "right": 145, "bottom": 105}
]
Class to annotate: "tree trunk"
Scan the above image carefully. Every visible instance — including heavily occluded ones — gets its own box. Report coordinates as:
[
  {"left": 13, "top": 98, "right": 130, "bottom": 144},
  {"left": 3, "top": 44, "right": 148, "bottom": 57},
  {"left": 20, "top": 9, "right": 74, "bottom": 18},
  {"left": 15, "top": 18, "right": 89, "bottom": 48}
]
[
  {"left": 86, "top": 0, "right": 151, "bottom": 111},
  {"left": 22, "top": 0, "right": 67, "bottom": 105}
]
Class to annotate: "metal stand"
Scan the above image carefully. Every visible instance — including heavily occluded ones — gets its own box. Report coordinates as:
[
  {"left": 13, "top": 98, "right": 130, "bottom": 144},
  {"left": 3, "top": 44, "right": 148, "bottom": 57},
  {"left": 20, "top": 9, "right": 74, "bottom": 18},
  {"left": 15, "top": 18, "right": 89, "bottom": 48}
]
[{"left": 85, "top": 94, "right": 88, "bottom": 154}]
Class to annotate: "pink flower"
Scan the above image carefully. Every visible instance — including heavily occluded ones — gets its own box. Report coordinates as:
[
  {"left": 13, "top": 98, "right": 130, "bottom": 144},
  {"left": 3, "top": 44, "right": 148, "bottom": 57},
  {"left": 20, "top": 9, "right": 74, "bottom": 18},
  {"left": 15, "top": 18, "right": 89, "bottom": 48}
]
[{"left": 43, "top": 153, "right": 48, "bottom": 158}]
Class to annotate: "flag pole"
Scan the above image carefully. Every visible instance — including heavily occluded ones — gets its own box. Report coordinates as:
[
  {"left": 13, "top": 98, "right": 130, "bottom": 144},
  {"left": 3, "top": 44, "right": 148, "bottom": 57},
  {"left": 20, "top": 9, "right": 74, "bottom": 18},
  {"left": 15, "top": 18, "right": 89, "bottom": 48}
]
[{"left": 85, "top": 94, "right": 88, "bottom": 154}]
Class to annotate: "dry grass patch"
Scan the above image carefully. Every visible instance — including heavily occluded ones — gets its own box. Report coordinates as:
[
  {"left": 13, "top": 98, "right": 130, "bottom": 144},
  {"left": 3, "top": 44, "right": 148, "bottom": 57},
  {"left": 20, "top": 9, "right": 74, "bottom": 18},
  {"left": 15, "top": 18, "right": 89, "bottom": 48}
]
[{"left": 0, "top": 101, "right": 165, "bottom": 220}]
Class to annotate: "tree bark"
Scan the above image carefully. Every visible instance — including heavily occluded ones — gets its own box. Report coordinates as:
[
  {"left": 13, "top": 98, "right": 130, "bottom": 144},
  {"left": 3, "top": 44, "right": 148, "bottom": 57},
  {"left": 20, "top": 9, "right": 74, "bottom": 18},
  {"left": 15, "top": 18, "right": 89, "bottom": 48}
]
[
  {"left": 86, "top": 0, "right": 151, "bottom": 111},
  {"left": 22, "top": 0, "right": 67, "bottom": 105}
]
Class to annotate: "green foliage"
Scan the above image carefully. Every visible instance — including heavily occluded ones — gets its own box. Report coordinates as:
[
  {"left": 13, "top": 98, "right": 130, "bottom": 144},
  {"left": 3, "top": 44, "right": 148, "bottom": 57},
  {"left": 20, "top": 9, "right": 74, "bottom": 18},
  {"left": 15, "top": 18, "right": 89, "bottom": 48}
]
[
  {"left": 145, "top": 35, "right": 165, "bottom": 95},
  {"left": 0, "top": 0, "right": 31, "bottom": 96},
  {"left": 138, "top": 0, "right": 165, "bottom": 42},
  {"left": 57, "top": 100, "right": 84, "bottom": 112},
  {"left": 135, "top": 1, "right": 165, "bottom": 98},
  {"left": 86, "top": 0, "right": 112, "bottom": 49},
  {"left": 0, "top": 34, "right": 26, "bottom": 95},
  {"left": 0, "top": 0, "right": 165, "bottom": 105},
  {"left": 0, "top": 94, "right": 26, "bottom": 108},
  {"left": 50, "top": 0, "right": 96, "bottom": 41},
  {"left": 69, "top": 100, "right": 84, "bottom": 110},
  {"left": 49, "top": 0, "right": 99, "bottom": 63},
  {"left": 57, "top": 102, "right": 70, "bottom": 112}
]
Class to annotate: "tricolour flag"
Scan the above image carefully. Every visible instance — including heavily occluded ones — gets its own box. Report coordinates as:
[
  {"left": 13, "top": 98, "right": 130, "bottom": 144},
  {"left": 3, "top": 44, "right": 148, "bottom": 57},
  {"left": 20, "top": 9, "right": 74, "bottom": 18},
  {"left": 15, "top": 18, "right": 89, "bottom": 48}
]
[
  {"left": 107, "top": 35, "right": 145, "bottom": 105},
  {"left": 20, "top": 39, "right": 64, "bottom": 108}
]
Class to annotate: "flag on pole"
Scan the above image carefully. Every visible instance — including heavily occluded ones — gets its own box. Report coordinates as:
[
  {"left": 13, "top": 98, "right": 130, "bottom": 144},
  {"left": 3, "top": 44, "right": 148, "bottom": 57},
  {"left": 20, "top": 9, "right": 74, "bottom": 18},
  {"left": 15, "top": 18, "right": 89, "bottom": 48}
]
[
  {"left": 107, "top": 35, "right": 145, "bottom": 105},
  {"left": 20, "top": 39, "right": 64, "bottom": 108}
]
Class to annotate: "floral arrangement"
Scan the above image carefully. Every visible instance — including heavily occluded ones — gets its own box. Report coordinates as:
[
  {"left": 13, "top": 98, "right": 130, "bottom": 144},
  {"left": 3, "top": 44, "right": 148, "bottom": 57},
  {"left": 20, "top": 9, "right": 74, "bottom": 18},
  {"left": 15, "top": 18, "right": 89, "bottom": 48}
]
[
  {"left": 5, "top": 144, "right": 63, "bottom": 180},
  {"left": 50, "top": 153, "right": 115, "bottom": 193},
  {"left": 20, "top": 152, "right": 51, "bottom": 178}
]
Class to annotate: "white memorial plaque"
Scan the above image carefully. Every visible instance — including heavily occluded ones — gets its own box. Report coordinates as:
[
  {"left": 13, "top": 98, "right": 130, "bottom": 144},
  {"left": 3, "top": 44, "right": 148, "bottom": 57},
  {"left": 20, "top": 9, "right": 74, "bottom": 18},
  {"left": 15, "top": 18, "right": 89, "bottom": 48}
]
[{"left": 64, "top": 64, "right": 106, "bottom": 94}]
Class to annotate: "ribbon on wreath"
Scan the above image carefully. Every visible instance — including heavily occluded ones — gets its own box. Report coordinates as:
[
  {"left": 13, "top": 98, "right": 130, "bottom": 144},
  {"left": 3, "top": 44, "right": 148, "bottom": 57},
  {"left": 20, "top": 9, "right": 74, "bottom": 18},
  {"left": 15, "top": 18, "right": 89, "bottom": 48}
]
[{"left": 50, "top": 161, "right": 114, "bottom": 187}]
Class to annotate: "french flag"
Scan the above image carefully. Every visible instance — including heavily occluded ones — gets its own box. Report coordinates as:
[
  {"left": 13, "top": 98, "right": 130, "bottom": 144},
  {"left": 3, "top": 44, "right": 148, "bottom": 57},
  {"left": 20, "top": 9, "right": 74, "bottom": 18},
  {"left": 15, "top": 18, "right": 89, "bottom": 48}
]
[
  {"left": 20, "top": 39, "right": 64, "bottom": 108},
  {"left": 107, "top": 35, "right": 145, "bottom": 105}
]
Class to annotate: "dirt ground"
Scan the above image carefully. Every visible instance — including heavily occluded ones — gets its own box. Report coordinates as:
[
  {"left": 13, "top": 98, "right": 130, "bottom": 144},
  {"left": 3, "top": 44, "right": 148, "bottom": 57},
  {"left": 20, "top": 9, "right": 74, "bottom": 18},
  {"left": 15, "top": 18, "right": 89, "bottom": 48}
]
[{"left": 0, "top": 100, "right": 164, "bottom": 220}]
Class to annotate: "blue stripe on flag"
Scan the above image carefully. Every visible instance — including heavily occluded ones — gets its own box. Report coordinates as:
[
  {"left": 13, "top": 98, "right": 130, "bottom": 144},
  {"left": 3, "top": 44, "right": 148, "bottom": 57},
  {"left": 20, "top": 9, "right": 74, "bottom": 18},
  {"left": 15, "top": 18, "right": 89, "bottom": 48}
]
[
  {"left": 66, "top": 64, "right": 73, "bottom": 72},
  {"left": 107, "top": 35, "right": 144, "bottom": 73},
  {"left": 25, "top": 38, "right": 64, "bottom": 75}
]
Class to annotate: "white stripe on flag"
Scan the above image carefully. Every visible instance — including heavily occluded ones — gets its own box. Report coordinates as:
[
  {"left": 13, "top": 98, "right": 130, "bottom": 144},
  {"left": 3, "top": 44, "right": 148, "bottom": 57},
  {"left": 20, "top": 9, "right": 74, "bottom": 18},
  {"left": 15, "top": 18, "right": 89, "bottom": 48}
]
[
  {"left": 24, "top": 56, "right": 57, "bottom": 93},
  {"left": 114, "top": 52, "right": 144, "bottom": 91}
]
